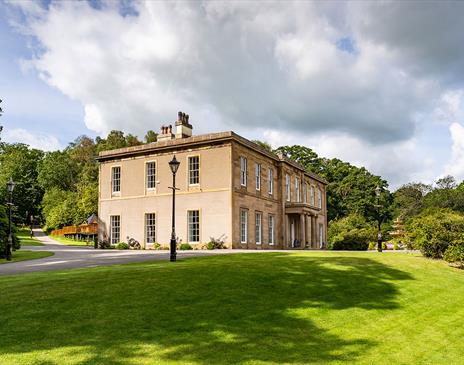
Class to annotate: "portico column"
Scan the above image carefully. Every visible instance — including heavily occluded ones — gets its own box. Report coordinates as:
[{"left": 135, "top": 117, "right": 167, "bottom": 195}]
[
  {"left": 300, "top": 214, "right": 305, "bottom": 250},
  {"left": 285, "top": 214, "right": 290, "bottom": 248},
  {"left": 311, "top": 216, "right": 316, "bottom": 248},
  {"left": 305, "top": 215, "right": 310, "bottom": 248}
]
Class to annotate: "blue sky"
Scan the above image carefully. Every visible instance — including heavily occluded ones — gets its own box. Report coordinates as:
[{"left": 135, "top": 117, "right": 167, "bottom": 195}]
[{"left": 1, "top": 1, "right": 463, "bottom": 189}]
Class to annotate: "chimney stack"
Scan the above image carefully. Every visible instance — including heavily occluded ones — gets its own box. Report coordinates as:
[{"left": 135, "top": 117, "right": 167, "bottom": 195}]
[
  {"left": 158, "top": 124, "right": 175, "bottom": 142},
  {"left": 175, "top": 110, "right": 193, "bottom": 139}
]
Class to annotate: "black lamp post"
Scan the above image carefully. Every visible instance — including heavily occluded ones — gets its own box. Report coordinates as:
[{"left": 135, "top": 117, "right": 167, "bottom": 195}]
[
  {"left": 169, "top": 155, "right": 180, "bottom": 262},
  {"left": 6, "top": 177, "right": 15, "bottom": 261},
  {"left": 375, "top": 185, "right": 382, "bottom": 253}
]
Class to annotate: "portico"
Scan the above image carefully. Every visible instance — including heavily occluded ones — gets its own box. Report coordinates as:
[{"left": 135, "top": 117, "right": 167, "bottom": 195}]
[{"left": 284, "top": 202, "right": 324, "bottom": 249}]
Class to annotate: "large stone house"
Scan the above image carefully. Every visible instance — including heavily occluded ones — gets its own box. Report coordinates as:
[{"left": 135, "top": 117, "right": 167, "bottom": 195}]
[{"left": 97, "top": 112, "right": 328, "bottom": 249}]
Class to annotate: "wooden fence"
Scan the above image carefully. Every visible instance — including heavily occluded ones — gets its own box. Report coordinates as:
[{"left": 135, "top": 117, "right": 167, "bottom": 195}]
[{"left": 51, "top": 222, "right": 98, "bottom": 237}]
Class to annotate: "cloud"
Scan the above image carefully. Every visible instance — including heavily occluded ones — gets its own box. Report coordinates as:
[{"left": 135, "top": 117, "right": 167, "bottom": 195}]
[
  {"left": 444, "top": 123, "right": 464, "bottom": 182},
  {"left": 2, "top": 128, "right": 62, "bottom": 151},
  {"left": 5, "top": 1, "right": 464, "bottom": 186}
]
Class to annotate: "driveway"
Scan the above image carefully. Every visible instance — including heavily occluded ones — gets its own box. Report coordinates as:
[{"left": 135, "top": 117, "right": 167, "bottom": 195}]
[{"left": 0, "top": 229, "right": 248, "bottom": 276}]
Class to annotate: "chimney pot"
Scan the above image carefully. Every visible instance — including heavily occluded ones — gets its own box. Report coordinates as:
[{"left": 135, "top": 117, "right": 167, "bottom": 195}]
[
  {"left": 186, "top": 114, "right": 189, "bottom": 123},
  {"left": 169, "top": 125, "right": 172, "bottom": 133}
]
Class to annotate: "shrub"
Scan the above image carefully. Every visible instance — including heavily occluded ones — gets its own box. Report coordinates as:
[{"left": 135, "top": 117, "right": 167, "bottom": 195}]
[
  {"left": 179, "top": 243, "right": 193, "bottom": 250},
  {"left": 98, "top": 239, "right": 111, "bottom": 249},
  {"left": 152, "top": 243, "right": 161, "bottom": 250},
  {"left": 406, "top": 209, "right": 464, "bottom": 259},
  {"left": 328, "top": 214, "right": 376, "bottom": 251},
  {"left": 368, "top": 242, "right": 387, "bottom": 250},
  {"left": 116, "top": 242, "right": 129, "bottom": 250},
  {"left": 444, "top": 244, "right": 464, "bottom": 268},
  {"left": 207, "top": 235, "right": 227, "bottom": 250}
]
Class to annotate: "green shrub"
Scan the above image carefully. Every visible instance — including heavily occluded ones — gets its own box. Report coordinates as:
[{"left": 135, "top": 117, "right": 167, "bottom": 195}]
[
  {"left": 152, "top": 243, "right": 161, "bottom": 250},
  {"left": 368, "top": 242, "right": 387, "bottom": 250},
  {"left": 406, "top": 209, "right": 464, "bottom": 259},
  {"left": 116, "top": 242, "right": 129, "bottom": 250},
  {"left": 328, "top": 214, "right": 376, "bottom": 251},
  {"left": 444, "top": 244, "right": 464, "bottom": 268},
  {"left": 179, "top": 243, "right": 193, "bottom": 250},
  {"left": 207, "top": 235, "right": 227, "bottom": 250}
]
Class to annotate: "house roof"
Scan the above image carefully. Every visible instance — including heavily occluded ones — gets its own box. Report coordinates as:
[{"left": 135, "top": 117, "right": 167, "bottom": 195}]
[{"left": 97, "top": 131, "right": 328, "bottom": 185}]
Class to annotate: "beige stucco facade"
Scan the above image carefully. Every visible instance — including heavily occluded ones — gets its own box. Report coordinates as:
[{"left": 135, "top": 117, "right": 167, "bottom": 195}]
[{"left": 97, "top": 116, "right": 327, "bottom": 249}]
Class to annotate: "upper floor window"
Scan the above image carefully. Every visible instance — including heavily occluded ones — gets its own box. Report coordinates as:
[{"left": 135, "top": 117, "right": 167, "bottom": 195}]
[
  {"left": 285, "top": 174, "right": 291, "bottom": 201},
  {"left": 310, "top": 185, "right": 315, "bottom": 206},
  {"left": 112, "top": 166, "right": 121, "bottom": 193},
  {"left": 318, "top": 188, "right": 322, "bottom": 209},
  {"left": 188, "top": 210, "right": 200, "bottom": 242},
  {"left": 304, "top": 182, "right": 308, "bottom": 203},
  {"left": 255, "top": 163, "right": 261, "bottom": 191},
  {"left": 188, "top": 156, "right": 200, "bottom": 185},
  {"left": 240, "top": 156, "right": 247, "bottom": 186},
  {"left": 146, "top": 162, "right": 156, "bottom": 189},
  {"left": 268, "top": 168, "right": 273, "bottom": 195},
  {"left": 295, "top": 177, "right": 301, "bottom": 202}
]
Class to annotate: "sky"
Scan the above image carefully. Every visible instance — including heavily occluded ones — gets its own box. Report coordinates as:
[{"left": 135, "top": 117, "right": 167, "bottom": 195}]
[{"left": 1, "top": 0, "right": 464, "bottom": 189}]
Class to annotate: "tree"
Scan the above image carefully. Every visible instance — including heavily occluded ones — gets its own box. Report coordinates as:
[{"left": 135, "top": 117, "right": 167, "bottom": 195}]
[
  {"left": 393, "top": 182, "right": 431, "bottom": 221},
  {"left": 252, "top": 140, "right": 272, "bottom": 152},
  {"left": 144, "top": 130, "right": 158, "bottom": 143},
  {"left": 38, "top": 151, "right": 78, "bottom": 191},
  {"left": 0, "top": 143, "right": 43, "bottom": 224},
  {"left": 125, "top": 134, "right": 142, "bottom": 147},
  {"left": 327, "top": 213, "right": 376, "bottom": 250},
  {"left": 96, "top": 130, "right": 127, "bottom": 152}
]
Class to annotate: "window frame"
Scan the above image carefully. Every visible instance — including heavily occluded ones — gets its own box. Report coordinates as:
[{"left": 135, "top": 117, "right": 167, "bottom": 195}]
[
  {"left": 110, "top": 215, "right": 120, "bottom": 244},
  {"left": 240, "top": 156, "right": 247, "bottom": 187},
  {"left": 310, "top": 185, "right": 315, "bottom": 206},
  {"left": 268, "top": 168, "right": 273, "bottom": 195},
  {"left": 285, "top": 174, "right": 291, "bottom": 201},
  {"left": 295, "top": 177, "right": 301, "bottom": 202},
  {"left": 255, "top": 211, "right": 262, "bottom": 244},
  {"left": 145, "top": 212, "right": 156, "bottom": 246},
  {"left": 318, "top": 188, "right": 322, "bottom": 209},
  {"left": 255, "top": 163, "right": 261, "bottom": 191},
  {"left": 187, "top": 210, "right": 200, "bottom": 243},
  {"left": 240, "top": 209, "right": 248, "bottom": 244},
  {"left": 111, "top": 166, "right": 121, "bottom": 194},
  {"left": 145, "top": 161, "right": 157, "bottom": 190},
  {"left": 268, "top": 214, "right": 275, "bottom": 245},
  {"left": 188, "top": 155, "right": 200, "bottom": 186}
]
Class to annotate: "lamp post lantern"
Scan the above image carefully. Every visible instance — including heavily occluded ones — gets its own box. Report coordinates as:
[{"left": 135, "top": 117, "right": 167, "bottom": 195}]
[
  {"left": 375, "top": 185, "right": 382, "bottom": 253},
  {"left": 5, "top": 177, "right": 15, "bottom": 261},
  {"left": 169, "top": 155, "right": 180, "bottom": 262}
]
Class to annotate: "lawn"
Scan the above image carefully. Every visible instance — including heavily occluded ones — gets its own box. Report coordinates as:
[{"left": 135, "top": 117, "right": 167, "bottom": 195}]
[
  {"left": 49, "top": 234, "right": 95, "bottom": 246},
  {"left": 17, "top": 228, "right": 43, "bottom": 246},
  {"left": 0, "top": 250, "right": 53, "bottom": 264},
  {"left": 0, "top": 252, "right": 463, "bottom": 364}
]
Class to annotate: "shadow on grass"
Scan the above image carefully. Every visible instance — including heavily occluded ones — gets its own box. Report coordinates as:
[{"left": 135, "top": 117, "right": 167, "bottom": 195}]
[{"left": 0, "top": 253, "right": 413, "bottom": 364}]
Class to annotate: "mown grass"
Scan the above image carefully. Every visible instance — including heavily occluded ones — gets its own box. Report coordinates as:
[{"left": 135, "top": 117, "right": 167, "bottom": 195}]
[
  {"left": 0, "top": 250, "right": 53, "bottom": 264},
  {"left": 0, "top": 252, "right": 463, "bottom": 364},
  {"left": 50, "top": 235, "right": 94, "bottom": 246},
  {"left": 17, "top": 228, "right": 43, "bottom": 246}
]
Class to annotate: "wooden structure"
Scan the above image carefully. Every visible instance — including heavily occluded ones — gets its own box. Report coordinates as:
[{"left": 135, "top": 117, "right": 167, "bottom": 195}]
[{"left": 51, "top": 214, "right": 98, "bottom": 241}]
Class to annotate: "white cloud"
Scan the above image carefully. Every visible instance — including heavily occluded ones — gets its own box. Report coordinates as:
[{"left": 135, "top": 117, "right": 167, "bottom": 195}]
[
  {"left": 3, "top": 128, "right": 62, "bottom": 151},
  {"left": 444, "top": 123, "right": 464, "bottom": 182},
  {"left": 6, "top": 1, "right": 464, "bottom": 187}
]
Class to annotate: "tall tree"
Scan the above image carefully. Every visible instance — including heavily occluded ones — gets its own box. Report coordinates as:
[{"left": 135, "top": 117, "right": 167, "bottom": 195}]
[{"left": 144, "top": 130, "right": 158, "bottom": 143}]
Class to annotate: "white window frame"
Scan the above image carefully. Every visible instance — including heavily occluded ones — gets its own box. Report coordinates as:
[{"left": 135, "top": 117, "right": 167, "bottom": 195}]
[
  {"left": 255, "top": 211, "right": 262, "bottom": 244},
  {"left": 188, "top": 155, "right": 200, "bottom": 186},
  {"left": 318, "top": 188, "right": 322, "bottom": 209},
  {"left": 240, "top": 156, "right": 247, "bottom": 187},
  {"left": 110, "top": 215, "right": 120, "bottom": 244},
  {"left": 145, "top": 213, "right": 156, "bottom": 245},
  {"left": 310, "top": 185, "right": 315, "bottom": 206},
  {"left": 285, "top": 174, "right": 291, "bottom": 201},
  {"left": 111, "top": 166, "right": 121, "bottom": 194},
  {"left": 268, "top": 168, "right": 273, "bottom": 195},
  {"left": 295, "top": 177, "right": 301, "bottom": 202},
  {"left": 255, "top": 163, "right": 261, "bottom": 191},
  {"left": 268, "top": 215, "right": 275, "bottom": 245},
  {"left": 303, "top": 182, "right": 307, "bottom": 203},
  {"left": 240, "top": 209, "right": 248, "bottom": 243},
  {"left": 187, "top": 210, "right": 200, "bottom": 243},
  {"left": 146, "top": 161, "right": 156, "bottom": 190}
]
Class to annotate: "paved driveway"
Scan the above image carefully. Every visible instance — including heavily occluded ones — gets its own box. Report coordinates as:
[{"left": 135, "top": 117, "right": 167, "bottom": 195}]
[{"left": 0, "top": 230, "right": 248, "bottom": 276}]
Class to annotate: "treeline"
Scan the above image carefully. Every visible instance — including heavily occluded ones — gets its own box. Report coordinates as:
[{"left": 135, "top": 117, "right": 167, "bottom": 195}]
[{"left": 0, "top": 129, "right": 158, "bottom": 234}]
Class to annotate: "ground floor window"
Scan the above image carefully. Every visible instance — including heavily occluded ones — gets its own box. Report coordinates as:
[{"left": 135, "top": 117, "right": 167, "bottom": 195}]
[
  {"left": 188, "top": 210, "right": 200, "bottom": 243},
  {"left": 110, "top": 215, "right": 120, "bottom": 244},
  {"left": 240, "top": 209, "right": 248, "bottom": 243},
  {"left": 255, "top": 212, "right": 262, "bottom": 244},
  {"left": 145, "top": 213, "right": 156, "bottom": 244},
  {"left": 319, "top": 223, "right": 324, "bottom": 248},
  {"left": 268, "top": 215, "right": 275, "bottom": 245}
]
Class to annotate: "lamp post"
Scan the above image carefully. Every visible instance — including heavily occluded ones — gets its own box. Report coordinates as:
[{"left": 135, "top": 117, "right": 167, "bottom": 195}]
[
  {"left": 5, "top": 177, "right": 15, "bottom": 261},
  {"left": 375, "top": 185, "right": 382, "bottom": 253},
  {"left": 169, "top": 155, "right": 180, "bottom": 262}
]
